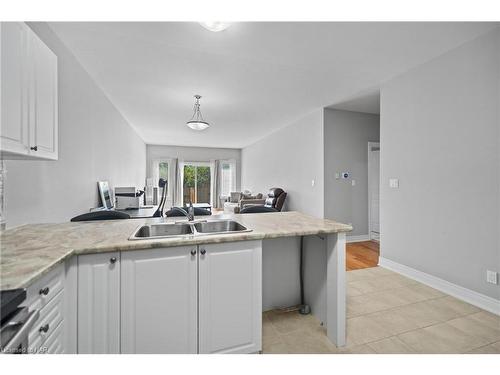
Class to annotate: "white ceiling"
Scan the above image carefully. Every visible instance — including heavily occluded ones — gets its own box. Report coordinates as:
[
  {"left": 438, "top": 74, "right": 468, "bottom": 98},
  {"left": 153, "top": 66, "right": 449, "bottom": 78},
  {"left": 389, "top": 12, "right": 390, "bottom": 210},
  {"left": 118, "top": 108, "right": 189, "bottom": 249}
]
[{"left": 48, "top": 22, "right": 498, "bottom": 148}]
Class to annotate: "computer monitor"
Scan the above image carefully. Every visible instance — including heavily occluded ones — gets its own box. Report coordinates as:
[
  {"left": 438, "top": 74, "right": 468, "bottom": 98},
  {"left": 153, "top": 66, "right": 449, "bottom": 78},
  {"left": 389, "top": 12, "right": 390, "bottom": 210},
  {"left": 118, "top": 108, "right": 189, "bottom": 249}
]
[{"left": 97, "top": 181, "right": 114, "bottom": 209}]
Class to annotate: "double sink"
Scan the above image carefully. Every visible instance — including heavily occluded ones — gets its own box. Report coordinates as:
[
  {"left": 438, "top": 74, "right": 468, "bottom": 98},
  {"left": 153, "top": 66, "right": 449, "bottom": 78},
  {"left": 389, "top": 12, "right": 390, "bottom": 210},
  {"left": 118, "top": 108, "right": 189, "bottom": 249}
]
[{"left": 130, "top": 219, "right": 251, "bottom": 240}]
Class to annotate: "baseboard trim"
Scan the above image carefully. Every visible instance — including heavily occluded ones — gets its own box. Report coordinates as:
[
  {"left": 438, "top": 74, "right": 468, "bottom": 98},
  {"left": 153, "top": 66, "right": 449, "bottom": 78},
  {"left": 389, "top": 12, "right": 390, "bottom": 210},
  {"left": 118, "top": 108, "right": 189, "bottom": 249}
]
[
  {"left": 378, "top": 257, "right": 500, "bottom": 316},
  {"left": 346, "top": 234, "right": 370, "bottom": 243}
]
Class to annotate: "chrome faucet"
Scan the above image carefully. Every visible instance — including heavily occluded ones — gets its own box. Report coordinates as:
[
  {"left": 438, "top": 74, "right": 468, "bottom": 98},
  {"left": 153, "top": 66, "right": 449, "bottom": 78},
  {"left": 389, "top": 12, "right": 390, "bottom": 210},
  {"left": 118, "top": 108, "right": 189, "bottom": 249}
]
[{"left": 174, "top": 201, "right": 194, "bottom": 221}]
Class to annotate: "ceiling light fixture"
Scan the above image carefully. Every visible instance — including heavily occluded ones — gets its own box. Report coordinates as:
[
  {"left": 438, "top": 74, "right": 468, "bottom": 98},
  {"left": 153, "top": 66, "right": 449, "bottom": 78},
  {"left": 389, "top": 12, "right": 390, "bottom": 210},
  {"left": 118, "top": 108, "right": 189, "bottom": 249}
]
[
  {"left": 186, "top": 95, "right": 210, "bottom": 131},
  {"left": 199, "top": 22, "right": 231, "bottom": 32}
]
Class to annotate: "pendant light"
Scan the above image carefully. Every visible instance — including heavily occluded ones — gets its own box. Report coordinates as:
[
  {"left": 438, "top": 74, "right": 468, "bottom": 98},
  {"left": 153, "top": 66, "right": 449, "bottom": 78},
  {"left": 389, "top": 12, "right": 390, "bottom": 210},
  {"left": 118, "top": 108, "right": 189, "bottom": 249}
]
[{"left": 186, "top": 95, "right": 210, "bottom": 131}]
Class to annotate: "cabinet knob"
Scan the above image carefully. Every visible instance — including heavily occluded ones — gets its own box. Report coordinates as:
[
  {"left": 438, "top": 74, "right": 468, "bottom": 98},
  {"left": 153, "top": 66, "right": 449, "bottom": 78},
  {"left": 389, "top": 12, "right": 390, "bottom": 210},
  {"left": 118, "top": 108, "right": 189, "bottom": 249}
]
[
  {"left": 39, "top": 287, "right": 49, "bottom": 296},
  {"left": 39, "top": 324, "right": 49, "bottom": 333},
  {"left": 190, "top": 249, "right": 197, "bottom": 256},
  {"left": 30, "top": 146, "right": 38, "bottom": 151},
  {"left": 200, "top": 249, "right": 206, "bottom": 255},
  {"left": 110, "top": 257, "right": 117, "bottom": 264}
]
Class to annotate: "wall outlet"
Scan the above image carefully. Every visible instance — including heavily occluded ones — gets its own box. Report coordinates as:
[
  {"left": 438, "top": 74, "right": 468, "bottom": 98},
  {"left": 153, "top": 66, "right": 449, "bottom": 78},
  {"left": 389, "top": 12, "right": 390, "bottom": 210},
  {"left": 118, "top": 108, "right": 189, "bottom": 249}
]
[
  {"left": 389, "top": 178, "right": 399, "bottom": 188},
  {"left": 311, "top": 179, "right": 315, "bottom": 187},
  {"left": 351, "top": 179, "right": 356, "bottom": 186},
  {"left": 486, "top": 270, "right": 498, "bottom": 285}
]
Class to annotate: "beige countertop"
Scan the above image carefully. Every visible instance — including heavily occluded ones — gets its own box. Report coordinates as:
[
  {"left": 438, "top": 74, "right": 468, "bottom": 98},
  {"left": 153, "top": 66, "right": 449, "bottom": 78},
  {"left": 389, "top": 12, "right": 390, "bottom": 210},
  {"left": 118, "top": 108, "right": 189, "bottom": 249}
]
[{"left": 0, "top": 211, "right": 352, "bottom": 290}]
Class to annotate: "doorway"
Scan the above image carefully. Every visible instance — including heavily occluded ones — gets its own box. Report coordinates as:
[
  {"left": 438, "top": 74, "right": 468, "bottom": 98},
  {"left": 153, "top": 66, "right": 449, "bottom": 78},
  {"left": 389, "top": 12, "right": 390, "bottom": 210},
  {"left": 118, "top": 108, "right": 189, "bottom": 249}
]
[
  {"left": 182, "top": 162, "right": 212, "bottom": 205},
  {"left": 368, "top": 142, "right": 380, "bottom": 241}
]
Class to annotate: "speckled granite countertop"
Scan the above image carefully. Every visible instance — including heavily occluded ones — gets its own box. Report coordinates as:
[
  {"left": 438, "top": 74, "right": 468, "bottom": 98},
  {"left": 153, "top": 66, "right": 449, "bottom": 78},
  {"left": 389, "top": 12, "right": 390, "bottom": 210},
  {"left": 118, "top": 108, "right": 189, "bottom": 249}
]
[{"left": 0, "top": 211, "right": 351, "bottom": 290}]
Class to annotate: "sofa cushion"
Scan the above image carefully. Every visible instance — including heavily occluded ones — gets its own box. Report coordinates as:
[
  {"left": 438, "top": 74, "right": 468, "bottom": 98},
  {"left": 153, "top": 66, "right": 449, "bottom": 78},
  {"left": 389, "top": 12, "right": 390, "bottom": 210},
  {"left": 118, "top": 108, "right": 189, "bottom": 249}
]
[{"left": 230, "top": 192, "right": 241, "bottom": 203}]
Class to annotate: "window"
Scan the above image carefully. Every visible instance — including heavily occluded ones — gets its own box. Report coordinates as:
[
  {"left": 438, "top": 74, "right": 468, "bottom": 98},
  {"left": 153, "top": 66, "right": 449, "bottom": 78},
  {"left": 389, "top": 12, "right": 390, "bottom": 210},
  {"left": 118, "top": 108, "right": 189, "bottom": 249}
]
[
  {"left": 158, "top": 161, "right": 169, "bottom": 181},
  {"left": 183, "top": 162, "right": 211, "bottom": 205},
  {"left": 220, "top": 160, "right": 236, "bottom": 197}
]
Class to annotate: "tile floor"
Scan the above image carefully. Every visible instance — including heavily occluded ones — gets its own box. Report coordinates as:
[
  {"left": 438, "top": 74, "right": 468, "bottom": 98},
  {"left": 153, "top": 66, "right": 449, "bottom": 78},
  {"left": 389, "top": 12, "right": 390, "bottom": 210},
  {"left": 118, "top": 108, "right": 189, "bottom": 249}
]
[{"left": 262, "top": 266, "right": 500, "bottom": 354}]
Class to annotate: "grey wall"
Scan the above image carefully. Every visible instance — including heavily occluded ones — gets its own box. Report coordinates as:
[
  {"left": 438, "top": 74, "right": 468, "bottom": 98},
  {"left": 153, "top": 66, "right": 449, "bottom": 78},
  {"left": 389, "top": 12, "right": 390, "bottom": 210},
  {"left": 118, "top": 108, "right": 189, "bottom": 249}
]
[
  {"left": 241, "top": 109, "right": 325, "bottom": 218},
  {"left": 146, "top": 144, "right": 241, "bottom": 190},
  {"left": 3, "top": 23, "right": 146, "bottom": 227},
  {"left": 324, "top": 109, "right": 380, "bottom": 237},
  {"left": 380, "top": 28, "right": 500, "bottom": 299}
]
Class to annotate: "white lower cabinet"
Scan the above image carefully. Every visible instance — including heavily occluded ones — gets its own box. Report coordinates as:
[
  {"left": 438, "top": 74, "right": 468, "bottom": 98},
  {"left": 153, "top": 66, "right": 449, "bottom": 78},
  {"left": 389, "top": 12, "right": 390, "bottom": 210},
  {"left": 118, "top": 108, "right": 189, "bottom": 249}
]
[
  {"left": 76, "top": 241, "right": 262, "bottom": 354},
  {"left": 77, "top": 252, "right": 120, "bottom": 354},
  {"left": 198, "top": 241, "right": 262, "bottom": 354},
  {"left": 121, "top": 246, "right": 198, "bottom": 354}
]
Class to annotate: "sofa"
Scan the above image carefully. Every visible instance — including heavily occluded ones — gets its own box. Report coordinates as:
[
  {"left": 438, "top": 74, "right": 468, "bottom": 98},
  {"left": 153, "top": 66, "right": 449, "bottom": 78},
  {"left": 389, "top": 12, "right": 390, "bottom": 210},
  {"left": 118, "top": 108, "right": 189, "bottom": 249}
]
[{"left": 223, "top": 191, "right": 264, "bottom": 214}]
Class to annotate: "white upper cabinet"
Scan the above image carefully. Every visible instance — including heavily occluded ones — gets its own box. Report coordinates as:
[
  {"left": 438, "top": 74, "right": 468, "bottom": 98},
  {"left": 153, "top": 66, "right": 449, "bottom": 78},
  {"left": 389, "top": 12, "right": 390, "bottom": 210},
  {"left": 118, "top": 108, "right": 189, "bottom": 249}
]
[
  {"left": 198, "top": 241, "right": 262, "bottom": 354},
  {"left": 0, "top": 22, "right": 29, "bottom": 155},
  {"left": 1, "top": 22, "right": 58, "bottom": 160},
  {"left": 121, "top": 246, "right": 198, "bottom": 354}
]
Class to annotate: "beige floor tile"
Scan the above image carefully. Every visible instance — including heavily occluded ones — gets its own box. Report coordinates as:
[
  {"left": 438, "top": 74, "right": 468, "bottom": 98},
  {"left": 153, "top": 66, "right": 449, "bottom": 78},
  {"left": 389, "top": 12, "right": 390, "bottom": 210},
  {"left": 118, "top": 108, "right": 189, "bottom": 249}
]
[
  {"left": 447, "top": 314, "right": 500, "bottom": 344},
  {"left": 364, "top": 266, "right": 395, "bottom": 277},
  {"left": 468, "top": 311, "right": 500, "bottom": 329},
  {"left": 398, "top": 322, "right": 488, "bottom": 353},
  {"left": 367, "top": 336, "right": 416, "bottom": 354},
  {"left": 267, "top": 310, "right": 319, "bottom": 334},
  {"left": 337, "top": 344, "right": 377, "bottom": 354},
  {"left": 263, "top": 316, "right": 280, "bottom": 338},
  {"left": 466, "top": 344, "right": 500, "bottom": 354},
  {"left": 368, "top": 309, "right": 422, "bottom": 335},
  {"left": 348, "top": 278, "right": 381, "bottom": 294},
  {"left": 346, "top": 315, "right": 393, "bottom": 345},
  {"left": 408, "top": 283, "right": 446, "bottom": 299},
  {"left": 347, "top": 284, "right": 365, "bottom": 297},
  {"left": 263, "top": 336, "right": 289, "bottom": 354},
  {"left": 425, "top": 296, "right": 480, "bottom": 319},
  {"left": 490, "top": 341, "right": 500, "bottom": 351},
  {"left": 347, "top": 268, "right": 376, "bottom": 282},
  {"left": 391, "top": 301, "right": 449, "bottom": 328},
  {"left": 280, "top": 329, "right": 337, "bottom": 354}
]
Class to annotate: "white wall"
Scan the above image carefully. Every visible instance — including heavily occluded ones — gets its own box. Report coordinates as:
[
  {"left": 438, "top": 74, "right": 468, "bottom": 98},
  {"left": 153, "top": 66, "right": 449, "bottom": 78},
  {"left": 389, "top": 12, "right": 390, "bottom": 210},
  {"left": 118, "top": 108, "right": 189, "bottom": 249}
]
[
  {"left": 3, "top": 23, "right": 146, "bottom": 227},
  {"left": 146, "top": 144, "right": 241, "bottom": 191},
  {"left": 241, "top": 109, "right": 325, "bottom": 218},
  {"left": 323, "top": 109, "right": 380, "bottom": 237},
  {"left": 380, "top": 28, "right": 500, "bottom": 299}
]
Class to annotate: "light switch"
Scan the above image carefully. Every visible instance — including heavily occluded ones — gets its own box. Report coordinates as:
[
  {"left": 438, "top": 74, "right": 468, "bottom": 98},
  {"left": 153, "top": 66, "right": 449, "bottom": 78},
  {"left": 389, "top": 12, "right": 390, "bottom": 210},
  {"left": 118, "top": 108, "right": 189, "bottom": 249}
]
[
  {"left": 351, "top": 179, "right": 356, "bottom": 186},
  {"left": 335, "top": 172, "right": 340, "bottom": 180},
  {"left": 487, "top": 270, "right": 498, "bottom": 285},
  {"left": 389, "top": 178, "right": 399, "bottom": 188}
]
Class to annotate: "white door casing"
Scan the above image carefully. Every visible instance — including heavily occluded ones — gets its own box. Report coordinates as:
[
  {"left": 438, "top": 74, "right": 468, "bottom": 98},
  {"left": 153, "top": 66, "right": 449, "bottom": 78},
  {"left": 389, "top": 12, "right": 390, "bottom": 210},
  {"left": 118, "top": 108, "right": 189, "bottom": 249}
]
[{"left": 368, "top": 142, "right": 380, "bottom": 241}]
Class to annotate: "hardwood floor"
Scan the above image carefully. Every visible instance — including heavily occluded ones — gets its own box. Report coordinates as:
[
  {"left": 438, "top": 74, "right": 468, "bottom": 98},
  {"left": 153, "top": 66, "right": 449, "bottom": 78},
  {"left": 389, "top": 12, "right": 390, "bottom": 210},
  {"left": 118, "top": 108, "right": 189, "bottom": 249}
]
[{"left": 346, "top": 240, "right": 380, "bottom": 271}]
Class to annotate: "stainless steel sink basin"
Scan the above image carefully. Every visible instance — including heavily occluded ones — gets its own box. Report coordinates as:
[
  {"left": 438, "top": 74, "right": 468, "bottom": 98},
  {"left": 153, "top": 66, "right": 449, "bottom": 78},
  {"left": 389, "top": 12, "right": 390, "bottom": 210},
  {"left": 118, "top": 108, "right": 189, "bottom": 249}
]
[
  {"left": 130, "top": 220, "right": 251, "bottom": 240},
  {"left": 193, "top": 220, "right": 250, "bottom": 234},
  {"left": 131, "top": 223, "right": 193, "bottom": 239}
]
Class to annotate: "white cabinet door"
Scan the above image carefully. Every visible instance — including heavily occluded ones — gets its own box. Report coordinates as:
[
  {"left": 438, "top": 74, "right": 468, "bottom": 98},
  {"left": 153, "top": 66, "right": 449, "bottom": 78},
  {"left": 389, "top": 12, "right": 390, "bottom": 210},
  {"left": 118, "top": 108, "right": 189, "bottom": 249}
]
[
  {"left": 28, "top": 30, "right": 58, "bottom": 160},
  {"left": 0, "top": 22, "right": 29, "bottom": 155},
  {"left": 121, "top": 246, "right": 198, "bottom": 354},
  {"left": 77, "top": 252, "right": 120, "bottom": 354},
  {"left": 198, "top": 241, "right": 262, "bottom": 354}
]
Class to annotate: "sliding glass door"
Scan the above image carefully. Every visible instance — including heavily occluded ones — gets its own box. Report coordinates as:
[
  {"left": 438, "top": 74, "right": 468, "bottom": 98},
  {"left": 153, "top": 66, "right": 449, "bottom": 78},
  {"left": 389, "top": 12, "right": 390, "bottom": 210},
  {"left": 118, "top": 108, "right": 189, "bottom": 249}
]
[{"left": 183, "top": 163, "right": 211, "bottom": 205}]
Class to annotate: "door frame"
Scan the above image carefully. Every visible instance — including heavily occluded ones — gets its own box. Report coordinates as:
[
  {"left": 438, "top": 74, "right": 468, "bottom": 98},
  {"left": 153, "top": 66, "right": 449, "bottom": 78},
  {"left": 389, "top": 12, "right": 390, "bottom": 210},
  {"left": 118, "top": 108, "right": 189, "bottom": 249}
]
[{"left": 367, "top": 142, "right": 380, "bottom": 241}]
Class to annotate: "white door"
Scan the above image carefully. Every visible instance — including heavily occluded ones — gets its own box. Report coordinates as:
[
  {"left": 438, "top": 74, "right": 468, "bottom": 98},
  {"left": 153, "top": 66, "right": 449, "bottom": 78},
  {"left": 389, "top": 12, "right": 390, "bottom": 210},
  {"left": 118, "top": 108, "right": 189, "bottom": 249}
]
[
  {"left": 368, "top": 143, "right": 380, "bottom": 240},
  {"left": 0, "top": 22, "right": 30, "bottom": 155},
  {"left": 29, "top": 30, "right": 58, "bottom": 159},
  {"left": 121, "top": 246, "right": 198, "bottom": 354},
  {"left": 77, "top": 252, "right": 120, "bottom": 354},
  {"left": 198, "top": 241, "right": 262, "bottom": 354}
]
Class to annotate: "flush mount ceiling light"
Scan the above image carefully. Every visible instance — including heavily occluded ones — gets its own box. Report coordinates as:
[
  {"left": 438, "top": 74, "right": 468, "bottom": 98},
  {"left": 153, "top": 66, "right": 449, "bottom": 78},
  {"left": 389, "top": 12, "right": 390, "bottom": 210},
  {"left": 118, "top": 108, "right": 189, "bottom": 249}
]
[
  {"left": 199, "top": 22, "right": 231, "bottom": 32},
  {"left": 186, "top": 95, "right": 210, "bottom": 131}
]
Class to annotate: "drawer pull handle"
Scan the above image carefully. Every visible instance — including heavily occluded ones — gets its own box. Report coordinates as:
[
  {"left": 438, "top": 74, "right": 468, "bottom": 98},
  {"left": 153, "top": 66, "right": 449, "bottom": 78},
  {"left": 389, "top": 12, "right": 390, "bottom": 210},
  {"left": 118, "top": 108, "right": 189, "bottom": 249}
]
[
  {"left": 110, "top": 257, "right": 117, "bottom": 264},
  {"left": 190, "top": 249, "right": 197, "bottom": 256},
  {"left": 39, "top": 287, "right": 50, "bottom": 296},
  {"left": 200, "top": 249, "right": 206, "bottom": 255},
  {"left": 30, "top": 146, "right": 38, "bottom": 151},
  {"left": 39, "top": 324, "right": 49, "bottom": 333}
]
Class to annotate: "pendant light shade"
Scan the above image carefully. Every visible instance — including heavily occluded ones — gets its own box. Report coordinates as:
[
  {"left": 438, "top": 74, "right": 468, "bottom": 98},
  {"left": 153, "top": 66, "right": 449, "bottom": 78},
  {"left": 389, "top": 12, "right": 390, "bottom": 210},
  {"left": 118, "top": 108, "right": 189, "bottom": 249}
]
[{"left": 186, "top": 95, "right": 210, "bottom": 131}]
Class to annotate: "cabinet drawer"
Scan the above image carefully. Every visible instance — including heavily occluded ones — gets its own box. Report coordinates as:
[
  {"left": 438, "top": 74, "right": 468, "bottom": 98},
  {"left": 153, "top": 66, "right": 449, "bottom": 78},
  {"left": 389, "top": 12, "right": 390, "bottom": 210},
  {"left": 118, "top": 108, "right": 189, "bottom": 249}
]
[
  {"left": 23, "top": 264, "right": 64, "bottom": 312},
  {"left": 38, "top": 320, "right": 64, "bottom": 354},
  {"left": 28, "top": 289, "right": 64, "bottom": 352}
]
